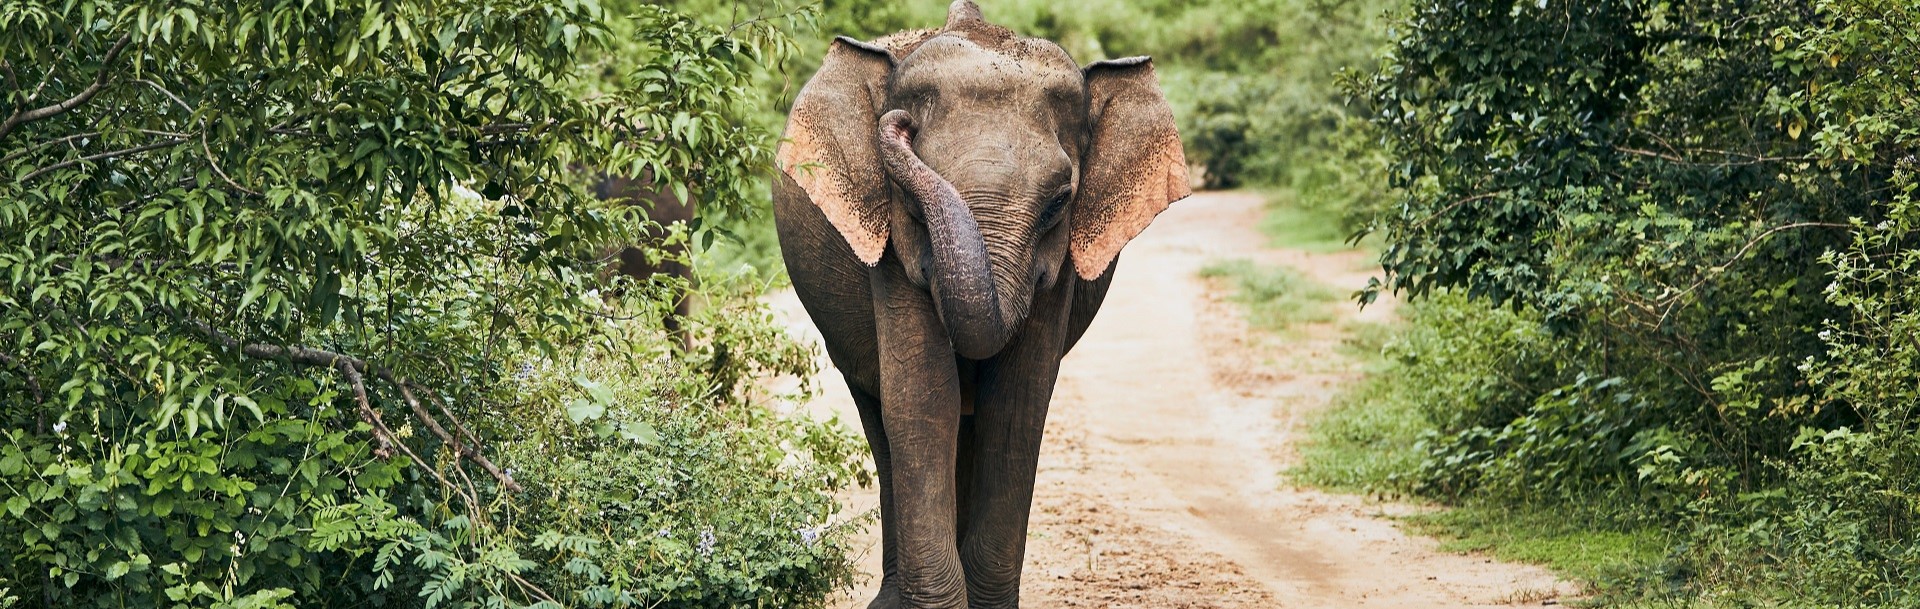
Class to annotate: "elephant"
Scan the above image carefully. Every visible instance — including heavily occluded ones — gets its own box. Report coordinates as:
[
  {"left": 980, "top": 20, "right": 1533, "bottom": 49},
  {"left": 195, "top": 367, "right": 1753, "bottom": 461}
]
[
  {"left": 771, "top": 2, "right": 1190, "bottom": 607},
  {"left": 593, "top": 171, "right": 694, "bottom": 332}
]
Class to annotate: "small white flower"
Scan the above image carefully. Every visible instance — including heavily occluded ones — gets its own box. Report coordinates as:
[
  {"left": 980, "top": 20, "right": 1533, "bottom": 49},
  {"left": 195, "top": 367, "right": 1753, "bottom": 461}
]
[
  {"left": 656, "top": 527, "right": 670, "bottom": 538},
  {"left": 797, "top": 526, "right": 823, "bottom": 546},
  {"left": 1536, "top": 0, "right": 1547, "bottom": 8},
  {"left": 51, "top": 421, "right": 67, "bottom": 434},
  {"left": 697, "top": 527, "right": 716, "bottom": 556}
]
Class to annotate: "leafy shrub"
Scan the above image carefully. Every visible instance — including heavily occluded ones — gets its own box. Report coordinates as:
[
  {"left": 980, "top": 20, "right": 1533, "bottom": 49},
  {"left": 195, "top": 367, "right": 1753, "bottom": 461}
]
[
  {"left": 0, "top": 0, "right": 865, "bottom": 606},
  {"left": 1345, "top": 0, "right": 1920, "bottom": 603}
]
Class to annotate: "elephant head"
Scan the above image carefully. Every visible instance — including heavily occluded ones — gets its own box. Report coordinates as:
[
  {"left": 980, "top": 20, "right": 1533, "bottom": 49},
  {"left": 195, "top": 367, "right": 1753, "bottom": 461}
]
[{"left": 776, "top": 0, "right": 1189, "bottom": 359}]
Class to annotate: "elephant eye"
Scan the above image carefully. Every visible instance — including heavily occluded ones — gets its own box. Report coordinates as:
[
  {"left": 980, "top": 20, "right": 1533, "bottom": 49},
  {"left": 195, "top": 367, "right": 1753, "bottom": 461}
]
[{"left": 1037, "top": 191, "right": 1071, "bottom": 230}]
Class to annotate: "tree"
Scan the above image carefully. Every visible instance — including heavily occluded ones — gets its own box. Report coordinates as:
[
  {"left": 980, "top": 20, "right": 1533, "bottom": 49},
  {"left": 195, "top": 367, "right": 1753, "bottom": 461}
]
[{"left": 0, "top": 1, "right": 861, "bottom": 606}]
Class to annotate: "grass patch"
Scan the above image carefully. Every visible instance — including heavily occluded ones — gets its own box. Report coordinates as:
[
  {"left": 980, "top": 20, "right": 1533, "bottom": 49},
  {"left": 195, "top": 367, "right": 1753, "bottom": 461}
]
[
  {"left": 1293, "top": 308, "right": 1687, "bottom": 605},
  {"left": 1402, "top": 503, "right": 1683, "bottom": 602},
  {"left": 1199, "top": 259, "right": 1340, "bottom": 333},
  {"left": 1259, "top": 190, "right": 1353, "bottom": 252},
  {"left": 1258, "top": 188, "right": 1386, "bottom": 254},
  {"left": 1292, "top": 370, "right": 1425, "bottom": 494}
]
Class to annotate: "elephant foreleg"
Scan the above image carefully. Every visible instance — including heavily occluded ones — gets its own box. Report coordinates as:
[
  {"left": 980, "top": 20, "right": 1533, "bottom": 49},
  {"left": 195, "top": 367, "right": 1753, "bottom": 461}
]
[
  {"left": 958, "top": 278, "right": 1074, "bottom": 609},
  {"left": 872, "top": 264, "right": 969, "bottom": 609},
  {"left": 849, "top": 383, "right": 904, "bottom": 609}
]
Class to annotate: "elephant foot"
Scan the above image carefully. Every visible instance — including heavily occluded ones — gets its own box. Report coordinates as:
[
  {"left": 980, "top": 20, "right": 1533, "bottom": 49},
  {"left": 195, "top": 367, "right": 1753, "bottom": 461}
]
[{"left": 865, "top": 580, "right": 903, "bottom": 609}]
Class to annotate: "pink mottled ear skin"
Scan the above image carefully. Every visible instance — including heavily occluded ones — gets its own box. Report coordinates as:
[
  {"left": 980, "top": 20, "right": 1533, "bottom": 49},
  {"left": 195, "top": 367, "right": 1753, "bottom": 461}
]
[
  {"left": 774, "top": 38, "right": 894, "bottom": 266},
  {"left": 1072, "top": 57, "right": 1192, "bottom": 281},
  {"left": 776, "top": 108, "right": 888, "bottom": 266},
  {"left": 775, "top": 32, "right": 936, "bottom": 267}
]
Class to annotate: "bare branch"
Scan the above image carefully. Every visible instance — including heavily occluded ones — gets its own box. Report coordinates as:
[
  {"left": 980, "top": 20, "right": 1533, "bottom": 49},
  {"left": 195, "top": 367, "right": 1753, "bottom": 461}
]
[
  {"left": 331, "top": 358, "right": 398, "bottom": 458},
  {"left": 135, "top": 78, "right": 192, "bottom": 115},
  {"left": 18, "top": 137, "right": 190, "bottom": 183},
  {"left": 1, "top": 61, "right": 20, "bottom": 96},
  {"left": 1615, "top": 144, "right": 1818, "bottom": 167},
  {"left": 202, "top": 130, "right": 261, "bottom": 196},
  {"left": 1615, "top": 146, "right": 1685, "bottom": 163},
  {"left": 0, "top": 34, "right": 134, "bottom": 139},
  {"left": 377, "top": 369, "right": 522, "bottom": 493}
]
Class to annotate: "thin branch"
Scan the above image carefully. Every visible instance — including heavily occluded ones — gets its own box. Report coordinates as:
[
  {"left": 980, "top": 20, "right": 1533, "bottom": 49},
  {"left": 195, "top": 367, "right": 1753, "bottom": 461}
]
[
  {"left": 1615, "top": 146, "right": 1684, "bottom": 163},
  {"left": 135, "top": 78, "right": 192, "bottom": 115},
  {"left": 0, "top": 130, "right": 100, "bottom": 165},
  {"left": 1, "top": 60, "right": 19, "bottom": 95},
  {"left": 1654, "top": 222, "right": 1855, "bottom": 327},
  {"left": 378, "top": 369, "right": 520, "bottom": 493},
  {"left": 1409, "top": 191, "right": 1503, "bottom": 232},
  {"left": 18, "top": 137, "right": 189, "bottom": 182},
  {"left": 331, "top": 358, "right": 398, "bottom": 458},
  {"left": 332, "top": 359, "right": 480, "bottom": 507},
  {"left": 202, "top": 129, "right": 262, "bottom": 196},
  {"left": 1615, "top": 144, "right": 1818, "bottom": 167},
  {"left": 727, "top": 3, "right": 811, "bottom": 35},
  {"left": 179, "top": 316, "right": 523, "bottom": 493},
  {"left": 0, "top": 33, "right": 134, "bottom": 139}
]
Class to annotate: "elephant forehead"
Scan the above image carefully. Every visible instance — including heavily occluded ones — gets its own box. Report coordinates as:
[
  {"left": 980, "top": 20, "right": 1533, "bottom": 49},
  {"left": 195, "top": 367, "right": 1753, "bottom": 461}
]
[{"left": 898, "top": 34, "right": 1082, "bottom": 96}]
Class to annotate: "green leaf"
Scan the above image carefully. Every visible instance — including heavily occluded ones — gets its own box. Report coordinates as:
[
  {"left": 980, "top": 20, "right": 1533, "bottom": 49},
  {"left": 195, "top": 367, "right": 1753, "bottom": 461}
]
[
  {"left": 566, "top": 398, "right": 604, "bottom": 424},
  {"left": 619, "top": 422, "right": 659, "bottom": 446}
]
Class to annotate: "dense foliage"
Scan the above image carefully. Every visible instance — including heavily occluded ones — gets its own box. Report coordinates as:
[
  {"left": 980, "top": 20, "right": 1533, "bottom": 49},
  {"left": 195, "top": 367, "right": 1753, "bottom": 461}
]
[
  {"left": 1351, "top": 0, "right": 1920, "bottom": 603},
  {"left": 0, "top": 1, "right": 864, "bottom": 607}
]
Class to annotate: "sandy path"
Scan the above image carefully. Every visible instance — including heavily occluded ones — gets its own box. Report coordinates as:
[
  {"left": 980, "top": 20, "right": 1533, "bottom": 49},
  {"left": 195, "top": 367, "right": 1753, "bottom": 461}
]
[{"left": 769, "top": 191, "right": 1570, "bottom": 608}]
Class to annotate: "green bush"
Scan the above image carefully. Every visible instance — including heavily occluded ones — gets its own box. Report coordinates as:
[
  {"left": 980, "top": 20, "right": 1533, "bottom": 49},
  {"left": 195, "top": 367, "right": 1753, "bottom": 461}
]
[
  {"left": 0, "top": 1, "right": 864, "bottom": 606},
  {"left": 1341, "top": 0, "right": 1920, "bottom": 603}
]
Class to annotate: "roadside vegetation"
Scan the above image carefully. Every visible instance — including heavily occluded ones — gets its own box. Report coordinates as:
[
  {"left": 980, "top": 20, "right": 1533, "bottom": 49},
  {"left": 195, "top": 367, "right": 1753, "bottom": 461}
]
[
  {"left": 1289, "top": 1, "right": 1920, "bottom": 607},
  {"left": 0, "top": 1, "right": 864, "bottom": 606}
]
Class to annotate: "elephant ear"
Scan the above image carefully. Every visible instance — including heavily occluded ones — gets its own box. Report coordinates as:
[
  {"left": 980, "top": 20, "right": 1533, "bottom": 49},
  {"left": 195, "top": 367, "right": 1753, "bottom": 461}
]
[
  {"left": 1072, "top": 56, "right": 1192, "bottom": 280},
  {"left": 775, "top": 37, "right": 897, "bottom": 266}
]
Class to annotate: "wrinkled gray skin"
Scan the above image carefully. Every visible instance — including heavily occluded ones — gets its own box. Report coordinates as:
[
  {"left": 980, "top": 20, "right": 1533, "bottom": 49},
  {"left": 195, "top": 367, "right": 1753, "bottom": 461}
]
[{"left": 773, "top": 3, "right": 1186, "bottom": 607}]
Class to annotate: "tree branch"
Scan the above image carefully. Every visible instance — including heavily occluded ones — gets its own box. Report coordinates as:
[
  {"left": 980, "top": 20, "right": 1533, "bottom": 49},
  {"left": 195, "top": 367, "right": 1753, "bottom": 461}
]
[
  {"left": 1653, "top": 222, "right": 1856, "bottom": 327},
  {"left": 0, "top": 33, "right": 133, "bottom": 139},
  {"left": 18, "top": 137, "right": 189, "bottom": 183},
  {"left": 0, "top": 130, "right": 100, "bottom": 165},
  {"left": 179, "top": 317, "right": 524, "bottom": 493},
  {"left": 1409, "top": 191, "right": 1503, "bottom": 232}
]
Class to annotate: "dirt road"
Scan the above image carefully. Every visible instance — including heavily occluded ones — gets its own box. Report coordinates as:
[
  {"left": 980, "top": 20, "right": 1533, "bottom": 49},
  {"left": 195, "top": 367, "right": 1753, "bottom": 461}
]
[{"left": 769, "top": 191, "right": 1569, "bottom": 608}]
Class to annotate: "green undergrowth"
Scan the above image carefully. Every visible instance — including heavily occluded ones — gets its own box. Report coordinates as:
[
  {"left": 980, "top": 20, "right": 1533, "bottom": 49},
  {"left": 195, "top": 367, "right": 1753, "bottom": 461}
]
[
  {"left": 1258, "top": 191, "right": 1354, "bottom": 253},
  {"left": 1199, "top": 259, "right": 1340, "bottom": 334},
  {"left": 1402, "top": 503, "right": 1680, "bottom": 602},
  {"left": 1289, "top": 294, "right": 1700, "bottom": 606},
  {"left": 1293, "top": 363, "right": 1423, "bottom": 495}
]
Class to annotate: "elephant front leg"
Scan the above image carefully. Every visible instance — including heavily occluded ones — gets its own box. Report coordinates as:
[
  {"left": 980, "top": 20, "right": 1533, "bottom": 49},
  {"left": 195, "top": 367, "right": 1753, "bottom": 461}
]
[
  {"left": 873, "top": 265, "right": 969, "bottom": 609},
  {"left": 959, "top": 278, "right": 1074, "bottom": 609},
  {"left": 847, "top": 384, "right": 905, "bottom": 609}
]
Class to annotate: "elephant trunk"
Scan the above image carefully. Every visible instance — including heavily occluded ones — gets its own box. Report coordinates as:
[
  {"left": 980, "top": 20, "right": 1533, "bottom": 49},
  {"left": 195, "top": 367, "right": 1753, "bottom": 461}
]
[{"left": 879, "top": 109, "right": 1018, "bottom": 359}]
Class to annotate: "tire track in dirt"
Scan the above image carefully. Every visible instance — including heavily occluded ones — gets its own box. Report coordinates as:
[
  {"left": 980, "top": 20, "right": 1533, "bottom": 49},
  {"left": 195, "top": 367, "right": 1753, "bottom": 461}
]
[{"left": 772, "top": 191, "right": 1570, "bottom": 608}]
